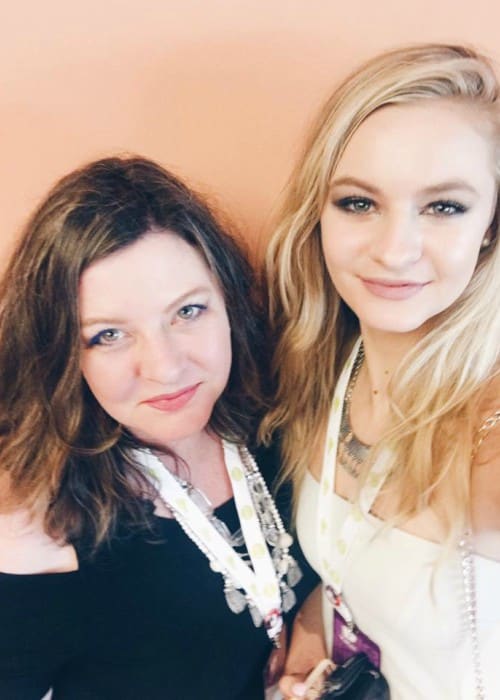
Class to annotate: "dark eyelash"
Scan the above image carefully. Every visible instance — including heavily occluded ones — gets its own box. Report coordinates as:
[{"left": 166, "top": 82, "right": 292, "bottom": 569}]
[
  {"left": 86, "top": 333, "right": 105, "bottom": 348},
  {"left": 85, "top": 329, "right": 117, "bottom": 347},
  {"left": 429, "top": 199, "right": 468, "bottom": 214},
  {"left": 335, "top": 196, "right": 374, "bottom": 212},
  {"left": 178, "top": 303, "right": 207, "bottom": 318}
]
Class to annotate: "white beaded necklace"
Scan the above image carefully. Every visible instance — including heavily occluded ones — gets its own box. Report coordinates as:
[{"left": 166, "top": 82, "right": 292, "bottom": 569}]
[
  {"left": 460, "top": 532, "right": 485, "bottom": 699},
  {"left": 136, "top": 440, "right": 302, "bottom": 645}
]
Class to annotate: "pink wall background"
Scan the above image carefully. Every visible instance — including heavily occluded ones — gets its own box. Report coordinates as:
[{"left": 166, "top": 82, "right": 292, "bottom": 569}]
[{"left": 1, "top": 0, "right": 499, "bottom": 264}]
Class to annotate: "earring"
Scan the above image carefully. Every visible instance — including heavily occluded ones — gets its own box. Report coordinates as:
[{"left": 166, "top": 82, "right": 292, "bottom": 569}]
[{"left": 481, "top": 235, "right": 492, "bottom": 249}]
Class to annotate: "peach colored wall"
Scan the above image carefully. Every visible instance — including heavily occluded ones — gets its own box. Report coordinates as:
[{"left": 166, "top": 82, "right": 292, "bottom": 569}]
[{"left": 1, "top": 0, "right": 499, "bottom": 264}]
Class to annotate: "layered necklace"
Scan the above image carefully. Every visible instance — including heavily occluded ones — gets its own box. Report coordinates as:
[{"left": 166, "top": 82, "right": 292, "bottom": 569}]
[
  {"left": 136, "top": 440, "right": 302, "bottom": 646},
  {"left": 337, "top": 343, "right": 370, "bottom": 478}
]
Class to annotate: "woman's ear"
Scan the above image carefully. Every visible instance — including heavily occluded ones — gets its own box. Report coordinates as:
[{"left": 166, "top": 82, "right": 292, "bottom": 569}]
[
  {"left": 482, "top": 208, "right": 498, "bottom": 249},
  {"left": 481, "top": 234, "right": 492, "bottom": 249}
]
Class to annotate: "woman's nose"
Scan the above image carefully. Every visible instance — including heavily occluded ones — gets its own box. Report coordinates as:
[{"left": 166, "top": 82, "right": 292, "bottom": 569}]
[
  {"left": 137, "top": 333, "right": 185, "bottom": 384},
  {"left": 371, "top": 213, "right": 423, "bottom": 270}
]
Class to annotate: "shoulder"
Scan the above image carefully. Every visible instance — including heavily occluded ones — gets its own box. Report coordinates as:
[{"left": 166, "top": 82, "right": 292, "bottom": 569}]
[
  {"left": 476, "top": 375, "right": 500, "bottom": 467},
  {"left": 479, "top": 372, "right": 500, "bottom": 415},
  {"left": 0, "top": 508, "right": 78, "bottom": 575},
  {"left": 472, "top": 376, "right": 500, "bottom": 539}
]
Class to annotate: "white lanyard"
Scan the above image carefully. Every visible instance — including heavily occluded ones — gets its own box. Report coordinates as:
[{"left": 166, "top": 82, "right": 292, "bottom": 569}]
[
  {"left": 318, "top": 342, "right": 488, "bottom": 699},
  {"left": 318, "top": 339, "right": 390, "bottom": 610},
  {"left": 136, "top": 441, "right": 282, "bottom": 633}
]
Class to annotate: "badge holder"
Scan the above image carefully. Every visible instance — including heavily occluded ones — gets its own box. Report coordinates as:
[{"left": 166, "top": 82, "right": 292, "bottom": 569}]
[{"left": 325, "top": 585, "right": 381, "bottom": 669}]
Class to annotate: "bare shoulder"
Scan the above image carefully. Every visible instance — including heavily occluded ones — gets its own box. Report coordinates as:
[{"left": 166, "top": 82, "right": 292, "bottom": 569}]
[
  {"left": 0, "top": 507, "right": 78, "bottom": 575},
  {"left": 471, "top": 376, "right": 500, "bottom": 535},
  {"left": 479, "top": 371, "right": 500, "bottom": 413},
  {"left": 476, "top": 374, "right": 500, "bottom": 467}
]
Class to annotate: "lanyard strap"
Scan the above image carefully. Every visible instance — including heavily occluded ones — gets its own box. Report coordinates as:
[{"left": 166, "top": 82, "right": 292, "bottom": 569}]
[
  {"left": 137, "top": 441, "right": 282, "bottom": 623},
  {"left": 318, "top": 339, "right": 390, "bottom": 604}
]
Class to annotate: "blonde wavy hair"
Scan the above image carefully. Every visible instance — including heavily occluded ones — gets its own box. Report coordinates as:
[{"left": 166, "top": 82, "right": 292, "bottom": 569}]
[{"left": 261, "top": 44, "right": 500, "bottom": 537}]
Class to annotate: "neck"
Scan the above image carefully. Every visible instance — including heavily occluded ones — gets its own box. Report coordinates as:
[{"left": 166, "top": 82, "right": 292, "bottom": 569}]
[
  {"left": 350, "top": 327, "right": 422, "bottom": 443},
  {"left": 157, "top": 430, "right": 232, "bottom": 506},
  {"left": 172, "top": 429, "right": 220, "bottom": 463},
  {"left": 156, "top": 430, "right": 224, "bottom": 485},
  {"left": 359, "top": 326, "right": 422, "bottom": 402}
]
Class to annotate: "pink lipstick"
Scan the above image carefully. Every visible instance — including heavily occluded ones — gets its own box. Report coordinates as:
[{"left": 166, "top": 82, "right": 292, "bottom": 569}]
[
  {"left": 361, "top": 278, "right": 428, "bottom": 300},
  {"left": 142, "top": 384, "right": 200, "bottom": 412}
]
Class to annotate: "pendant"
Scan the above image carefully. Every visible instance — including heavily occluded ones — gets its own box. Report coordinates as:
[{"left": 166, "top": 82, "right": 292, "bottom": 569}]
[
  {"left": 278, "top": 532, "right": 293, "bottom": 548},
  {"left": 224, "top": 581, "right": 247, "bottom": 614},
  {"left": 228, "top": 528, "right": 245, "bottom": 547},
  {"left": 211, "top": 518, "right": 244, "bottom": 547},
  {"left": 272, "top": 546, "right": 283, "bottom": 566},
  {"left": 277, "top": 556, "right": 289, "bottom": 575},
  {"left": 185, "top": 483, "right": 212, "bottom": 515},
  {"left": 286, "top": 557, "right": 303, "bottom": 587},
  {"left": 263, "top": 525, "right": 279, "bottom": 546},
  {"left": 281, "top": 583, "right": 297, "bottom": 613}
]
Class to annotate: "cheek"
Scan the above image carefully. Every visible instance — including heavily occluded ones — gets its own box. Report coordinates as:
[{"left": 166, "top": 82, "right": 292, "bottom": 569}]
[
  {"left": 321, "top": 240, "right": 354, "bottom": 288},
  {"left": 81, "top": 355, "right": 132, "bottom": 404},
  {"left": 211, "top": 322, "right": 232, "bottom": 381},
  {"left": 198, "top": 317, "right": 233, "bottom": 390},
  {"left": 433, "top": 236, "right": 482, "bottom": 286},
  {"left": 321, "top": 221, "right": 360, "bottom": 272}
]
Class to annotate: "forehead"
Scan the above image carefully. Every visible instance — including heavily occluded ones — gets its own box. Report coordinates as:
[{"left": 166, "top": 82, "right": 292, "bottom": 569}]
[
  {"left": 85, "top": 231, "right": 211, "bottom": 278},
  {"left": 79, "top": 232, "right": 217, "bottom": 314},
  {"left": 334, "top": 100, "right": 496, "bottom": 187}
]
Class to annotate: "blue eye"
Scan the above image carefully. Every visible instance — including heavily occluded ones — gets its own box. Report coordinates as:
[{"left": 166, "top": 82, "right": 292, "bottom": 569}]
[
  {"left": 86, "top": 328, "right": 124, "bottom": 347},
  {"left": 176, "top": 304, "right": 207, "bottom": 321},
  {"left": 425, "top": 200, "right": 468, "bottom": 216},
  {"left": 335, "top": 196, "right": 375, "bottom": 214}
]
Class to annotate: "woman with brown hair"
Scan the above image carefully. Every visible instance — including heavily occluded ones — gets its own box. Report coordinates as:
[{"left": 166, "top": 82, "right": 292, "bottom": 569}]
[
  {"left": 262, "top": 45, "right": 500, "bottom": 698},
  {"left": 0, "top": 156, "right": 316, "bottom": 699}
]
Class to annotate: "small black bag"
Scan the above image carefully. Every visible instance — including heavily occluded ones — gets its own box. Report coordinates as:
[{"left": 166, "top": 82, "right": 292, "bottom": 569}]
[{"left": 318, "top": 653, "right": 390, "bottom": 700}]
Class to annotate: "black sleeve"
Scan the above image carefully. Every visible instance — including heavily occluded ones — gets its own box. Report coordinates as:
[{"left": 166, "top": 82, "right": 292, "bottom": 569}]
[
  {"left": 0, "top": 676, "right": 52, "bottom": 700},
  {"left": 0, "top": 572, "right": 86, "bottom": 698}
]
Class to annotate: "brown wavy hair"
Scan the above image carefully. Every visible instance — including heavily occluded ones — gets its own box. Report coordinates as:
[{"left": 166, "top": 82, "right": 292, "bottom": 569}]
[{"left": 0, "top": 156, "right": 265, "bottom": 549}]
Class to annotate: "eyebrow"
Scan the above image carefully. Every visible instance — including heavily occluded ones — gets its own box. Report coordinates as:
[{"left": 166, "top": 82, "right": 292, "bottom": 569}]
[
  {"left": 81, "top": 285, "right": 212, "bottom": 328},
  {"left": 330, "top": 176, "right": 479, "bottom": 197}
]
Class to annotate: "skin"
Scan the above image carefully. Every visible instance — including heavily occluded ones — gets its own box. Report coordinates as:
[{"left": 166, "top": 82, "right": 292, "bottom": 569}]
[
  {"left": 80, "top": 232, "right": 231, "bottom": 451},
  {"left": 321, "top": 101, "right": 497, "bottom": 515},
  {"left": 321, "top": 101, "right": 496, "bottom": 406},
  {"left": 79, "top": 230, "right": 234, "bottom": 503},
  {"left": 280, "top": 100, "right": 500, "bottom": 698}
]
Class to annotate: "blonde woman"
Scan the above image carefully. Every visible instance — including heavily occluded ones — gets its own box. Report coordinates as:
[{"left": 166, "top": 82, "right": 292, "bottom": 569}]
[{"left": 261, "top": 45, "right": 500, "bottom": 699}]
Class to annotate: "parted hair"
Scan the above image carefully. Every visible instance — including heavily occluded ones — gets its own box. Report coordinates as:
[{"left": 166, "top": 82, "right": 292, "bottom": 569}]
[
  {"left": 261, "top": 44, "right": 500, "bottom": 536},
  {"left": 0, "top": 156, "right": 265, "bottom": 548}
]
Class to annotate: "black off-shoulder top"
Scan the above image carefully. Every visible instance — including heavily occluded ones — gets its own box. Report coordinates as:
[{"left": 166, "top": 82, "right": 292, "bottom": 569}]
[{"left": 0, "top": 445, "right": 318, "bottom": 700}]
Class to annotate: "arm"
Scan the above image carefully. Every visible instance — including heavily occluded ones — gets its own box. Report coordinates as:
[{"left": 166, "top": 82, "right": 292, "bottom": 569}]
[
  {"left": 0, "top": 676, "right": 52, "bottom": 700},
  {"left": 0, "top": 523, "right": 79, "bottom": 700},
  {"left": 279, "top": 583, "right": 328, "bottom": 698}
]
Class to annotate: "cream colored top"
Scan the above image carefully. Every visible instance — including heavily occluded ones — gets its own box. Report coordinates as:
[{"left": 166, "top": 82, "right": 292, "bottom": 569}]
[{"left": 297, "top": 471, "right": 500, "bottom": 700}]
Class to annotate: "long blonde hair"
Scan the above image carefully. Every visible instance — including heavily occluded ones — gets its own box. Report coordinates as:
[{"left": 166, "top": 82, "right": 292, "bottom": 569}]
[{"left": 261, "top": 44, "right": 500, "bottom": 536}]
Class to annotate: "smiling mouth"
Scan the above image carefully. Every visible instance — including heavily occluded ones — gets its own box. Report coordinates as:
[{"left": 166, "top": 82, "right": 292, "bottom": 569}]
[
  {"left": 361, "top": 278, "right": 428, "bottom": 300},
  {"left": 142, "top": 384, "right": 200, "bottom": 412}
]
